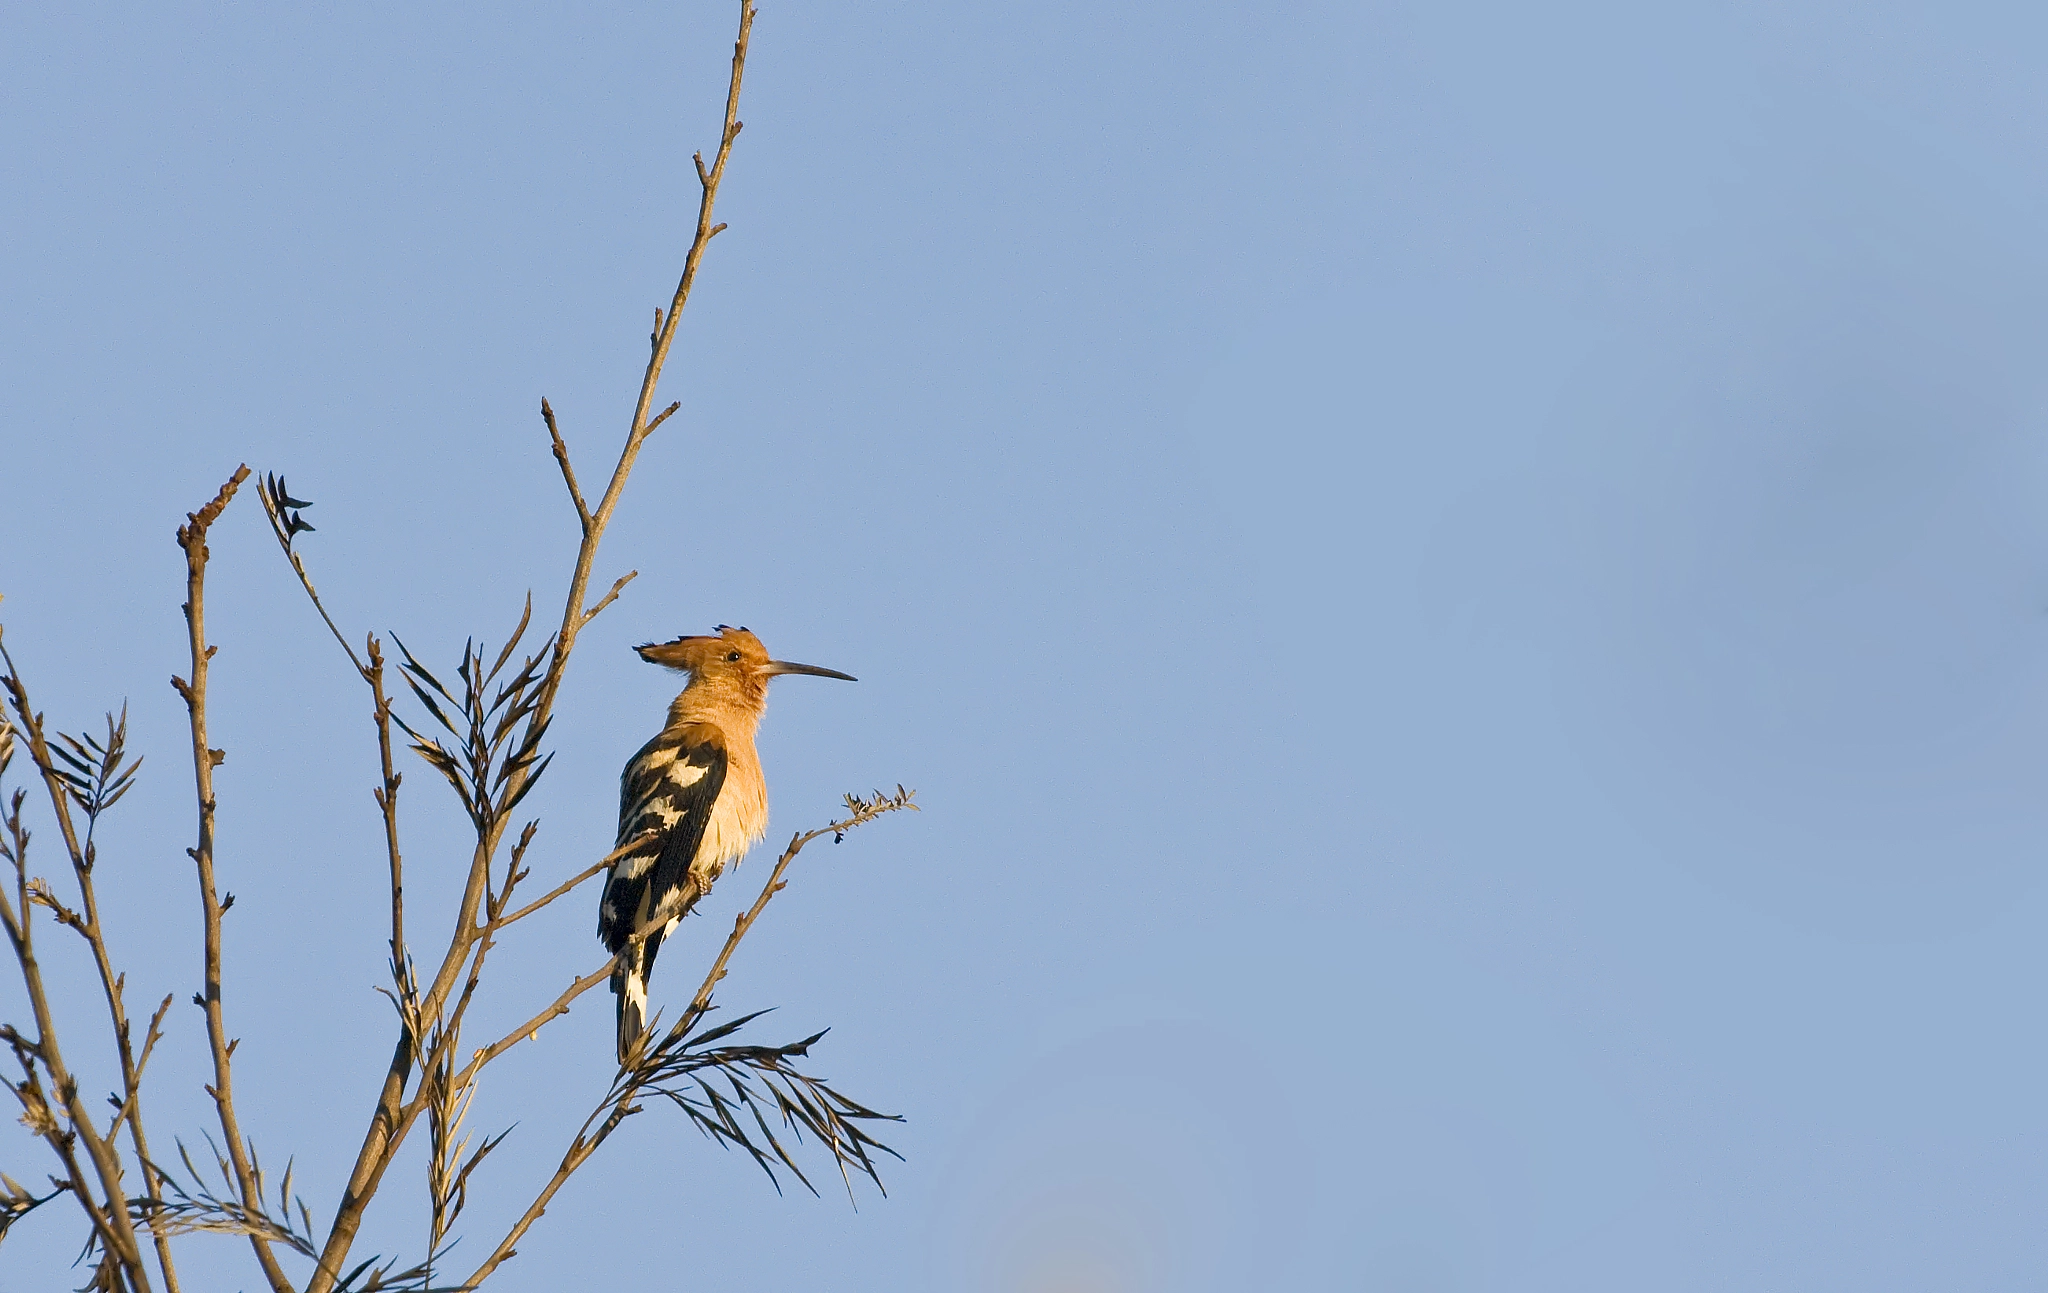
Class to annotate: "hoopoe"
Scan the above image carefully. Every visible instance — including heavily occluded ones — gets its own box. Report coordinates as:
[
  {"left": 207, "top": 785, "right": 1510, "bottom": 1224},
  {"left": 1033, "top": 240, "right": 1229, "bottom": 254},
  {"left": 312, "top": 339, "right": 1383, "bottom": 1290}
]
[{"left": 599, "top": 625, "right": 854, "bottom": 1062}]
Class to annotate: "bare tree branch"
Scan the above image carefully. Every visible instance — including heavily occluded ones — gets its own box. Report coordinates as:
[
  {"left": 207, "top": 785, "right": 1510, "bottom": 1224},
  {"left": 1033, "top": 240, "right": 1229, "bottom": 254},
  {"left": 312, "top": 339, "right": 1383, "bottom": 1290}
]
[
  {"left": 172, "top": 465, "right": 294, "bottom": 1293},
  {"left": 28, "top": 704, "right": 185, "bottom": 1291},
  {"left": 363, "top": 635, "right": 408, "bottom": 968},
  {"left": 578, "top": 572, "right": 638, "bottom": 630},
  {"left": 494, "top": 833, "right": 653, "bottom": 933},
  {"left": 0, "top": 677, "right": 156, "bottom": 1291},
  {"left": 532, "top": 0, "right": 757, "bottom": 725},
  {"left": 540, "top": 398, "right": 591, "bottom": 534},
  {"left": 448, "top": 962, "right": 615, "bottom": 1096},
  {"left": 640, "top": 400, "right": 681, "bottom": 437},
  {"left": 0, "top": 1029, "right": 129, "bottom": 1270}
]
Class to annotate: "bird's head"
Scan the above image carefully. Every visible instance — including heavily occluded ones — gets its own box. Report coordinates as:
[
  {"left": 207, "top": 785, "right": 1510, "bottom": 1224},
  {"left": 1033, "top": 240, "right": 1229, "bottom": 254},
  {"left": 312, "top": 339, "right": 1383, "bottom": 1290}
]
[{"left": 635, "top": 625, "right": 855, "bottom": 709}]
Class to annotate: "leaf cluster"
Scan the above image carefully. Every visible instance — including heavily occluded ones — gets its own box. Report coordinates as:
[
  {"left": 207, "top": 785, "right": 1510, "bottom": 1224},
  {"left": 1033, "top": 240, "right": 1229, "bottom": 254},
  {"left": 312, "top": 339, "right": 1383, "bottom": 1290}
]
[
  {"left": 260, "top": 476, "right": 317, "bottom": 550},
  {"left": 47, "top": 708, "right": 141, "bottom": 867},
  {"left": 136, "top": 1137, "right": 317, "bottom": 1261},
  {"left": 0, "top": 1169, "right": 65, "bottom": 1246},
  {"left": 633, "top": 1009, "right": 902, "bottom": 1199},
  {"left": 389, "top": 602, "right": 555, "bottom": 835}
]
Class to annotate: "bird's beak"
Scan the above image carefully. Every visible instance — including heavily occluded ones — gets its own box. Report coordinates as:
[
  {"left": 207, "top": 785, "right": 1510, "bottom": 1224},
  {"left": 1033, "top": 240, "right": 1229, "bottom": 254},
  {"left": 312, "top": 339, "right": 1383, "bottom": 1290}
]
[{"left": 763, "top": 660, "right": 857, "bottom": 682}]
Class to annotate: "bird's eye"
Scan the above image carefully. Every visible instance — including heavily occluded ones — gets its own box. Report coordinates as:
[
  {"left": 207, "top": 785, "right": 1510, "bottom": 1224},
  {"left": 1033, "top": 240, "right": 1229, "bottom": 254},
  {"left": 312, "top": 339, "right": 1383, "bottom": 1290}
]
[{"left": 726, "top": 650, "right": 742, "bottom": 662}]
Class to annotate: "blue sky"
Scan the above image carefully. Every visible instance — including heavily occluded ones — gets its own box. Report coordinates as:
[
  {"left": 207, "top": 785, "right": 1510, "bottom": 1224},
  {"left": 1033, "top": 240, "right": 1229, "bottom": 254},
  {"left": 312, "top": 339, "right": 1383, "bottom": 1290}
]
[{"left": 6, "top": 3, "right": 2048, "bottom": 1289}]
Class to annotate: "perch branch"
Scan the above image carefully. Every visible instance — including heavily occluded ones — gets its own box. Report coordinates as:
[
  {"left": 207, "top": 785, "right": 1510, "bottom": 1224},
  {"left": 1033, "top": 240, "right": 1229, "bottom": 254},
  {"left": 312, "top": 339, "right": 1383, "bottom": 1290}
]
[
  {"left": 461, "top": 785, "right": 911, "bottom": 1289},
  {"left": 680, "top": 788, "right": 916, "bottom": 1037}
]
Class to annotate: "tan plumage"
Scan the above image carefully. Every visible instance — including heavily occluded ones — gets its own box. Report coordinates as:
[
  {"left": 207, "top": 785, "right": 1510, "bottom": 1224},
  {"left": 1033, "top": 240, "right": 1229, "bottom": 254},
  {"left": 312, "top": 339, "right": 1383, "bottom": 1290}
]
[{"left": 599, "top": 626, "right": 854, "bottom": 1061}]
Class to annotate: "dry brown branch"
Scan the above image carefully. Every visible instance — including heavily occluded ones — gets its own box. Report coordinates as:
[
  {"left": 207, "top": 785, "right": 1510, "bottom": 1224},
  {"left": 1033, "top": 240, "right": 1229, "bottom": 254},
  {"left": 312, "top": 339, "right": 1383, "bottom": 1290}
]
[
  {"left": 363, "top": 634, "right": 408, "bottom": 965},
  {"left": 532, "top": 0, "right": 755, "bottom": 726},
  {"left": 1, "top": 1032, "right": 127, "bottom": 1267},
  {"left": 172, "top": 465, "right": 294, "bottom": 1293},
  {"left": 447, "top": 962, "right": 615, "bottom": 1095},
  {"left": 641, "top": 399, "right": 682, "bottom": 436},
  {"left": 34, "top": 705, "right": 183, "bottom": 1291},
  {"left": 493, "top": 832, "right": 653, "bottom": 932},
  {"left": 540, "top": 397, "right": 591, "bottom": 533},
  {"left": 578, "top": 571, "right": 638, "bottom": 630},
  {"left": 255, "top": 476, "right": 428, "bottom": 1293},
  {"left": 2, "top": 647, "right": 164, "bottom": 1292},
  {"left": 108, "top": 995, "right": 176, "bottom": 1142}
]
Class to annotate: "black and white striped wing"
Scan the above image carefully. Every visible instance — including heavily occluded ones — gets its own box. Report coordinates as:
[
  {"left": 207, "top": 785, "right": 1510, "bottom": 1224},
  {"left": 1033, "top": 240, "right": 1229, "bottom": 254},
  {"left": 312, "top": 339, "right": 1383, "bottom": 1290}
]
[{"left": 598, "top": 724, "right": 728, "bottom": 955}]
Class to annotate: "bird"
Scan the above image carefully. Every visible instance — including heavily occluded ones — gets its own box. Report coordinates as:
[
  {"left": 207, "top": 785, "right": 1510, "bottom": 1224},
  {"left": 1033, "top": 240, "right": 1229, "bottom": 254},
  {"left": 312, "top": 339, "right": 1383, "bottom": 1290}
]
[{"left": 599, "top": 625, "right": 855, "bottom": 1062}]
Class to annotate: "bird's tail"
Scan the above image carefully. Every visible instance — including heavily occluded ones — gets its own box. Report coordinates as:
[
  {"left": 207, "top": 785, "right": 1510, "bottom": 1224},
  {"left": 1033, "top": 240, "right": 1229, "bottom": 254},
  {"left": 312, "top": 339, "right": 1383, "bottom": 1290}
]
[{"left": 612, "top": 948, "right": 648, "bottom": 1065}]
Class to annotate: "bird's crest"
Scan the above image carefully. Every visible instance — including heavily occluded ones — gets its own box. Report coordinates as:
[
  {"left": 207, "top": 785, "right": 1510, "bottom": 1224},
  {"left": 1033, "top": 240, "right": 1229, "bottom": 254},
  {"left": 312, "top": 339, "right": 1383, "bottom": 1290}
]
[{"left": 636, "top": 625, "right": 768, "bottom": 673}]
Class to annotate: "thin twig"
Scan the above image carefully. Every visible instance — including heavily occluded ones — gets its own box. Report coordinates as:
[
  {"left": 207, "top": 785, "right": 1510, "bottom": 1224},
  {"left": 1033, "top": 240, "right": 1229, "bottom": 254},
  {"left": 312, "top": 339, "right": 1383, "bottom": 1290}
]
[
  {"left": 456, "top": 1079, "right": 618, "bottom": 1291},
  {"left": 255, "top": 476, "right": 367, "bottom": 679},
  {"left": 449, "top": 962, "right": 615, "bottom": 1094},
  {"left": 641, "top": 400, "right": 681, "bottom": 436},
  {"left": 494, "top": 862, "right": 604, "bottom": 932},
  {"left": 365, "top": 635, "right": 407, "bottom": 968},
  {"left": 108, "top": 994, "right": 176, "bottom": 1141},
  {"left": 578, "top": 572, "right": 638, "bottom": 630},
  {"left": 540, "top": 398, "right": 591, "bottom": 534},
  {"left": 256, "top": 482, "right": 409, "bottom": 972},
  {"left": 256, "top": 483, "right": 419, "bottom": 1293},
  {"left": 495, "top": 833, "right": 652, "bottom": 932},
  {"left": 530, "top": 0, "right": 756, "bottom": 728}
]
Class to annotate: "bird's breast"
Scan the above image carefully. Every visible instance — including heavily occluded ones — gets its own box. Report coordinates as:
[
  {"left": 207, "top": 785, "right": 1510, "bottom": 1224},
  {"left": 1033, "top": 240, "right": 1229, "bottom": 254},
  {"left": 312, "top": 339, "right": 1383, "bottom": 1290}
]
[{"left": 694, "top": 755, "right": 767, "bottom": 883}]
